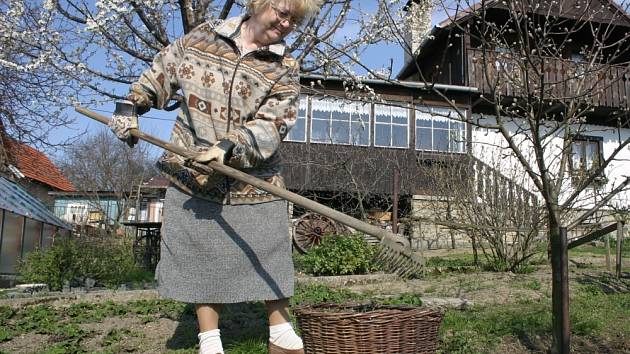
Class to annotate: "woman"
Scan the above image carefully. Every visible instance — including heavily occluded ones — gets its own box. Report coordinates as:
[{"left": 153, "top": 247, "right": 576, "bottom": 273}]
[{"left": 110, "top": 1, "right": 321, "bottom": 353}]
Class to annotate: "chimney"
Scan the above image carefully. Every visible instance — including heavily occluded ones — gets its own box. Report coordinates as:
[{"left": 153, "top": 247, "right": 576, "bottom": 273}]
[{"left": 403, "top": 0, "right": 433, "bottom": 64}]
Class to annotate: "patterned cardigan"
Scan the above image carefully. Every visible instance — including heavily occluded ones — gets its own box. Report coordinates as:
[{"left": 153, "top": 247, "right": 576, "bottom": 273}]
[{"left": 128, "top": 15, "right": 300, "bottom": 205}]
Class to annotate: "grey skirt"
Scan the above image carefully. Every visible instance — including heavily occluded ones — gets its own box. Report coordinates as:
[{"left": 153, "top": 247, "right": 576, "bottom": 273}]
[{"left": 156, "top": 186, "right": 294, "bottom": 303}]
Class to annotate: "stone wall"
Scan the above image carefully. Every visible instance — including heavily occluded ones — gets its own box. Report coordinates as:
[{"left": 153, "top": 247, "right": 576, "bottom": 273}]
[{"left": 408, "top": 195, "right": 471, "bottom": 250}]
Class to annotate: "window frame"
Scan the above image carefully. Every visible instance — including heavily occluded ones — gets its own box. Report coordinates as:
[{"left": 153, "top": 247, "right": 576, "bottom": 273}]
[
  {"left": 309, "top": 96, "right": 371, "bottom": 146},
  {"left": 414, "top": 105, "right": 467, "bottom": 153},
  {"left": 569, "top": 135, "right": 605, "bottom": 184},
  {"left": 493, "top": 46, "right": 516, "bottom": 73},
  {"left": 285, "top": 95, "right": 308, "bottom": 143},
  {"left": 569, "top": 52, "right": 588, "bottom": 78},
  {"left": 373, "top": 102, "right": 410, "bottom": 149}
]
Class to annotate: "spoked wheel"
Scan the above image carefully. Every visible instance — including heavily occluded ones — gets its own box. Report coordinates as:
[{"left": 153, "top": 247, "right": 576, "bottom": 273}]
[{"left": 292, "top": 212, "right": 347, "bottom": 253}]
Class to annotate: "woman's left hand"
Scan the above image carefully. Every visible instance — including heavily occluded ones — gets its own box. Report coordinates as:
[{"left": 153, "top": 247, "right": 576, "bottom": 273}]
[{"left": 194, "top": 140, "right": 234, "bottom": 165}]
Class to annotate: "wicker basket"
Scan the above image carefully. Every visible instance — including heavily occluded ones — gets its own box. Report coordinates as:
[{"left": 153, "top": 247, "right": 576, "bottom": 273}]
[{"left": 294, "top": 303, "right": 443, "bottom": 354}]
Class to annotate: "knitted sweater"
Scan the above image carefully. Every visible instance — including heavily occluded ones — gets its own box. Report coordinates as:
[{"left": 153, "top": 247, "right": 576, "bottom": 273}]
[{"left": 128, "top": 15, "right": 300, "bottom": 204}]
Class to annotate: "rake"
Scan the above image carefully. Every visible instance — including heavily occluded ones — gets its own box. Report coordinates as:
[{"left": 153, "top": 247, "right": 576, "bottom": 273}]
[{"left": 75, "top": 105, "right": 424, "bottom": 278}]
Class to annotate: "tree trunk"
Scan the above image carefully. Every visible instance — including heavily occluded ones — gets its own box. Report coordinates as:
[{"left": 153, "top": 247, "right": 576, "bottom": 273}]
[
  {"left": 617, "top": 221, "right": 624, "bottom": 279},
  {"left": 605, "top": 233, "right": 611, "bottom": 271},
  {"left": 472, "top": 234, "right": 479, "bottom": 266},
  {"left": 551, "top": 226, "right": 570, "bottom": 354}
]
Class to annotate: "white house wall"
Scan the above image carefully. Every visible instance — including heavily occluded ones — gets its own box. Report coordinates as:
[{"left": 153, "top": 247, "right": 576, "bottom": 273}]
[{"left": 471, "top": 115, "right": 630, "bottom": 211}]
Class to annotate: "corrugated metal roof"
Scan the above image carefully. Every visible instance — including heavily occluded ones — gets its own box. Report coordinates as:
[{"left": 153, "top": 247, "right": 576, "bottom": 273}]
[{"left": 0, "top": 176, "right": 71, "bottom": 229}]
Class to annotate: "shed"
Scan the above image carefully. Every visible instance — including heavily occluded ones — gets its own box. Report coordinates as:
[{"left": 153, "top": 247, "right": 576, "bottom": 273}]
[{"left": 0, "top": 176, "right": 71, "bottom": 281}]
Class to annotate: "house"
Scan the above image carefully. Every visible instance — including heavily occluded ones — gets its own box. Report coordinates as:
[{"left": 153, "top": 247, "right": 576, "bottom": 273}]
[
  {"left": 0, "top": 138, "right": 73, "bottom": 283},
  {"left": 51, "top": 191, "right": 127, "bottom": 229},
  {"left": 127, "top": 175, "right": 169, "bottom": 224},
  {"left": 281, "top": 74, "right": 483, "bottom": 249},
  {"left": 51, "top": 175, "right": 168, "bottom": 229},
  {"left": 281, "top": 0, "right": 630, "bottom": 248},
  {"left": 396, "top": 0, "right": 630, "bottom": 240},
  {"left": 3, "top": 139, "right": 75, "bottom": 206}
]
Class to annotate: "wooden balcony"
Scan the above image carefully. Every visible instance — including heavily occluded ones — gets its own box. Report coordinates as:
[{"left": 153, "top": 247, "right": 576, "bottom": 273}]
[{"left": 466, "top": 48, "right": 630, "bottom": 108}]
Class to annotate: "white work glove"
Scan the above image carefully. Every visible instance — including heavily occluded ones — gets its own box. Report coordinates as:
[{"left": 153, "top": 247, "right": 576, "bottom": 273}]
[
  {"left": 194, "top": 140, "right": 235, "bottom": 165},
  {"left": 109, "top": 100, "right": 140, "bottom": 148}
]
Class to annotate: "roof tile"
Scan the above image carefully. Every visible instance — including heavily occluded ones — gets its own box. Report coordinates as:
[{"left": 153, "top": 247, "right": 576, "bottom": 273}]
[{"left": 5, "top": 140, "right": 75, "bottom": 192}]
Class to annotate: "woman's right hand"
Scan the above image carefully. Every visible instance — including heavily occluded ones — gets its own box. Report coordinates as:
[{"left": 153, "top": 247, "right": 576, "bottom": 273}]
[{"left": 109, "top": 100, "right": 140, "bottom": 148}]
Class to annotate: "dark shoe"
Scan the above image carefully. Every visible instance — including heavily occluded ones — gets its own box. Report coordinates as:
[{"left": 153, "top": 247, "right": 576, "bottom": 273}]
[{"left": 268, "top": 342, "right": 305, "bottom": 354}]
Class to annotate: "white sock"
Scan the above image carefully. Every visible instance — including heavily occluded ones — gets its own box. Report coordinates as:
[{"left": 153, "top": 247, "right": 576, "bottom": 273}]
[
  {"left": 269, "top": 322, "right": 303, "bottom": 350},
  {"left": 198, "top": 329, "right": 224, "bottom": 354}
]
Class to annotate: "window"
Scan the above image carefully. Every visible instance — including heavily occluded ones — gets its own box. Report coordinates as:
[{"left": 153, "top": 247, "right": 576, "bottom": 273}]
[
  {"left": 570, "top": 53, "right": 587, "bottom": 77},
  {"left": 0, "top": 211, "right": 24, "bottom": 274},
  {"left": 570, "top": 136, "right": 605, "bottom": 183},
  {"left": 42, "top": 224, "right": 56, "bottom": 249},
  {"left": 286, "top": 96, "right": 308, "bottom": 142},
  {"left": 494, "top": 46, "right": 514, "bottom": 72},
  {"left": 310, "top": 97, "right": 370, "bottom": 145},
  {"left": 415, "top": 105, "right": 467, "bottom": 152},
  {"left": 374, "top": 103, "right": 409, "bottom": 148},
  {"left": 63, "top": 203, "right": 87, "bottom": 223},
  {"left": 22, "top": 218, "right": 42, "bottom": 256}
]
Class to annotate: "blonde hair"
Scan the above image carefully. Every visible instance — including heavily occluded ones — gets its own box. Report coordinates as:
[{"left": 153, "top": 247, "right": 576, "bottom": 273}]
[{"left": 246, "top": 0, "right": 323, "bottom": 25}]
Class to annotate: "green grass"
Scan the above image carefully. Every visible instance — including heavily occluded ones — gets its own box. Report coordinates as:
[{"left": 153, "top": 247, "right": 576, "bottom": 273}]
[
  {"left": 569, "top": 238, "right": 630, "bottom": 257},
  {"left": 438, "top": 284, "right": 630, "bottom": 353},
  {"left": 522, "top": 279, "right": 542, "bottom": 291},
  {"left": 426, "top": 253, "right": 478, "bottom": 268},
  {"left": 1, "top": 281, "right": 628, "bottom": 353}
]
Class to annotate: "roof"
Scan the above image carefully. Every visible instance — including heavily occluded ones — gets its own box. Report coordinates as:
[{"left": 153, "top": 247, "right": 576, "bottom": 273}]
[
  {"left": 4, "top": 140, "right": 75, "bottom": 192},
  {"left": 142, "top": 175, "right": 170, "bottom": 188},
  {"left": 435, "top": 0, "right": 630, "bottom": 29},
  {"left": 300, "top": 74, "right": 478, "bottom": 93},
  {"left": 0, "top": 176, "right": 71, "bottom": 229},
  {"left": 48, "top": 191, "right": 124, "bottom": 198}
]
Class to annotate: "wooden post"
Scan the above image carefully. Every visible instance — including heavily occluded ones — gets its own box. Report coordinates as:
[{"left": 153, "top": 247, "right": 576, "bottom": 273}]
[
  {"left": 551, "top": 227, "right": 570, "bottom": 354},
  {"left": 605, "top": 233, "right": 611, "bottom": 272},
  {"left": 392, "top": 168, "right": 399, "bottom": 235},
  {"left": 616, "top": 221, "right": 624, "bottom": 279}
]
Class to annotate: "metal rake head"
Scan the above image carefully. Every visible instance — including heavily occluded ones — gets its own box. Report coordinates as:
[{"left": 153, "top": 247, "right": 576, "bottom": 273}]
[{"left": 374, "top": 237, "right": 424, "bottom": 279}]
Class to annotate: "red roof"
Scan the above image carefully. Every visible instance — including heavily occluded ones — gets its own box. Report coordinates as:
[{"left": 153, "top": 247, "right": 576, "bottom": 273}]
[
  {"left": 143, "top": 175, "right": 170, "bottom": 188},
  {"left": 4, "top": 140, "right": 75, "bottom": 192}
]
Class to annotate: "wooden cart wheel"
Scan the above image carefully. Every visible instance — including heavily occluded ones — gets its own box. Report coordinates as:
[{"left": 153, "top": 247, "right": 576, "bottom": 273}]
[{"left": 292, "top": 212, "right": 347, "bottom": 253}]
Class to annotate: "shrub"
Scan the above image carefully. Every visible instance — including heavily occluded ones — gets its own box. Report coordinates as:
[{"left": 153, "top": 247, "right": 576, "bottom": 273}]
[
  {"left": 18, "top": 235, "right": 150, "bottom": 291},
  {"left": 17, "top": 237, "right": 80, "bottom": 291},
  {"left": 294, "top": 234, "right": 381, "bottom": 276}
]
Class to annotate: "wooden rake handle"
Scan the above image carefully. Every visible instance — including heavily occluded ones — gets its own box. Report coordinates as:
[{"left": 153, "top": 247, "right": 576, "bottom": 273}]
[{"left": 75, "top": 105, "right": 412, "bottom": 254}]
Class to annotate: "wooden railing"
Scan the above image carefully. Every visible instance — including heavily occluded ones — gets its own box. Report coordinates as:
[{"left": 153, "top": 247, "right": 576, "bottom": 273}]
[{"left": 466, "top": 47, "right": 630, "bottom": 108}]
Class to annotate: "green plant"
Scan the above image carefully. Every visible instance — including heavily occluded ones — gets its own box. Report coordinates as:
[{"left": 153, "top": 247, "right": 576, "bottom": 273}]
[
  {"left": 381, "top": 293, "right": 423, "bottom": 306},
  {"left": 291, "top": 283, "right": 365, "bottom": 305},
  {"left": 18, "top": 237, "right": 80, "bottom": 291},
  {"left": 101, "top": 328, "right": 141, "bottom": 346},
  {"left": 294, "top": 234, "right": 381, "bottom": 276},
  {"left": 18, "top": 236, "right": 151, "bottom": 291},
  {"left": 71, "top": 236, "right": 146, "bottom": 288}
]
